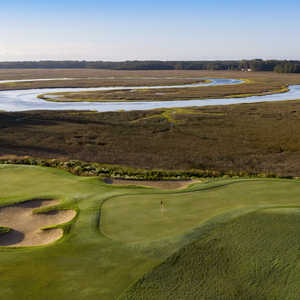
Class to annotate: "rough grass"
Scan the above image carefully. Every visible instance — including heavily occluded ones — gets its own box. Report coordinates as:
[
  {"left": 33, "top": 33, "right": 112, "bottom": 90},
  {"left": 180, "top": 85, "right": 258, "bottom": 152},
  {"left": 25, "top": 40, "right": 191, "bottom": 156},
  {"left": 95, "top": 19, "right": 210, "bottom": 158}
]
[
  {"left": 2, "top": 165, "right": 300, "bottom": 299},
  {"left": 121, "top": 208, "right": 300, "bottom": 299}
]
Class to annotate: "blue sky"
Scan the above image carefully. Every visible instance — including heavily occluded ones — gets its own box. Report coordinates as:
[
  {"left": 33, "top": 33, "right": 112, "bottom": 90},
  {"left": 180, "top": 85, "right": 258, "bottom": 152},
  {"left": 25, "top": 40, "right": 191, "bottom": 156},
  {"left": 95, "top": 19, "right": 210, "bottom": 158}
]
[{"left": 1, "top": 0, "right": 300, "bottom": 61}]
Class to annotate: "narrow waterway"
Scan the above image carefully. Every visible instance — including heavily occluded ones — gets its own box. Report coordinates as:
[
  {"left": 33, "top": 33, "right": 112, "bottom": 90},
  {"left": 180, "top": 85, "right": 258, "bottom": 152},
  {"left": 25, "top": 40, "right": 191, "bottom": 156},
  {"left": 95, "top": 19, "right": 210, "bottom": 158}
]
[{"left": 0, "top": 78, "right": 299, "bottom": 112}]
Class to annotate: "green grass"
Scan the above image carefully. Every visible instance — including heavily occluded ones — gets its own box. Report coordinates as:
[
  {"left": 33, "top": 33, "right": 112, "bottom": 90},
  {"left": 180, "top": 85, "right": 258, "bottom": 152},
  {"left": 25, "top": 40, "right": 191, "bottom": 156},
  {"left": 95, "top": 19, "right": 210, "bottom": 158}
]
[
  {"left": 101, "top": 179, "right": 300, "bottom": 243},
  {"left": 121, "top": 208, "right": 300, "bottom": 299},
  {"left": 3, "top": 165, "right": 300, "bottom": 299},
  {"left": 0, "top": 164, "right": 157, "bottom": 300}
]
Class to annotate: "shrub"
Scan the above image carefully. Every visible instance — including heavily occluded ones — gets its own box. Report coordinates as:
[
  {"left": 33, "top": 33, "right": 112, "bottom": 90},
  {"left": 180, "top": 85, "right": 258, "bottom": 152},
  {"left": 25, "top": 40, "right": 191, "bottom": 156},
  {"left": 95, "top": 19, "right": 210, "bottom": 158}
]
[{"left": 0, "top": 157, "right": 293, "bottom": 181}]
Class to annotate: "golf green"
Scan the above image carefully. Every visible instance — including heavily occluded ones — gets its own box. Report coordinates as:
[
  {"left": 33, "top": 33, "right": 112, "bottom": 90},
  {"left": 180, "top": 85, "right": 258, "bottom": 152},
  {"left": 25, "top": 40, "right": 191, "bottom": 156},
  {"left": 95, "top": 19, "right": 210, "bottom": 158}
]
[{"left": 1, "top": 164, "right": 300, "bottom": 299}]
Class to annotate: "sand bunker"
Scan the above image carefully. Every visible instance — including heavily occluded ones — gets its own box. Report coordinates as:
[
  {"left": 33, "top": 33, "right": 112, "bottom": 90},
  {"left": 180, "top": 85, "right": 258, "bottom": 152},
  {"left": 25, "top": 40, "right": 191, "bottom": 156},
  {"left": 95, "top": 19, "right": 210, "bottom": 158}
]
[
  {"left": 0, "top": 199, "right": 76, "bottom": 247},
  {"left": 105, "top": 178, "right": 200, "bottom": 190}
]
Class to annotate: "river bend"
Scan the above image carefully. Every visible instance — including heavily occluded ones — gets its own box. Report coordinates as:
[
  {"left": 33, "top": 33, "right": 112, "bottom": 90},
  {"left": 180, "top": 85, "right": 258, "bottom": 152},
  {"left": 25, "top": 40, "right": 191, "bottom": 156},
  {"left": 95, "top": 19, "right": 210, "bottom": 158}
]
[{"left": 0, "top": 78, "right": 299, "bottom": 112}]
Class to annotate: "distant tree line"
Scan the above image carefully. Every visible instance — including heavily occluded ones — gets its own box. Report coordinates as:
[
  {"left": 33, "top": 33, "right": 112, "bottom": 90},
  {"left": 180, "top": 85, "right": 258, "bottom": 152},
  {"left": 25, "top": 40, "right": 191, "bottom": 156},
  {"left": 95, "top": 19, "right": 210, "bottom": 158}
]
[
  {"left": 0, "top": 59, "right": 300, "bottom": 73},
  {"left": 274, "top": 62, "right": 300, "bottom": 73}
]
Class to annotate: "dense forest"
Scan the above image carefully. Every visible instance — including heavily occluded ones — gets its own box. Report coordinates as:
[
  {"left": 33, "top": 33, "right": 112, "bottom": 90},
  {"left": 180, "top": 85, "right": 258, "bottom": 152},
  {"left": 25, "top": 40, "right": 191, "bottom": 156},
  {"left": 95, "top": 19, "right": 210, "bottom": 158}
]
[{"left": 0, "top": 59, "right": 300, "bottom": 73}]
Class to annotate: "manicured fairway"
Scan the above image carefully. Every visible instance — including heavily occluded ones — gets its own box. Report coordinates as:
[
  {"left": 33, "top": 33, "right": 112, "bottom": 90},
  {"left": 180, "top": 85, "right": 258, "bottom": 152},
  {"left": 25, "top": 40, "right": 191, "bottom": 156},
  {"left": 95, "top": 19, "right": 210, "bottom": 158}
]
[{"left": 2, "top": 165, "right": 300, "bottom": 299}]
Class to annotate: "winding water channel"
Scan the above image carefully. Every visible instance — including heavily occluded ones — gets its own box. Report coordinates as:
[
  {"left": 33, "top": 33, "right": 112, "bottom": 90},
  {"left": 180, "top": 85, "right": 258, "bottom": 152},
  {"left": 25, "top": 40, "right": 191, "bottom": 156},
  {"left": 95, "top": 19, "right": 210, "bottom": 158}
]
[{"left": 0, "top": 78, "right": 300, "bottom": 112}]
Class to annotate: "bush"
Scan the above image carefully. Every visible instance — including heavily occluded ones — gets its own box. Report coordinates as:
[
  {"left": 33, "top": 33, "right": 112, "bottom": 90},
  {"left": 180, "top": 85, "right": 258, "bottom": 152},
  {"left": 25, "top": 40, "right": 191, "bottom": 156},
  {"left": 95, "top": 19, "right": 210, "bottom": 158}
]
[{"left": 0, "top": 157, "right": 293, "bottom": 181}]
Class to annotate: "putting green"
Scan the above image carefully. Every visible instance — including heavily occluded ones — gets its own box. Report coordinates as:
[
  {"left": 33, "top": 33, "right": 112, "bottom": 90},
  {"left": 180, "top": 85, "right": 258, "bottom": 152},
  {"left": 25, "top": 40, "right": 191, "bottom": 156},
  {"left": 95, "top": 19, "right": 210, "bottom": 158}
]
[
  {"left": 101, "top": 179, "right": 300, "bottom": 242},
  {"left": 1, "top": 165, "right": 300, "bottom": 299}
]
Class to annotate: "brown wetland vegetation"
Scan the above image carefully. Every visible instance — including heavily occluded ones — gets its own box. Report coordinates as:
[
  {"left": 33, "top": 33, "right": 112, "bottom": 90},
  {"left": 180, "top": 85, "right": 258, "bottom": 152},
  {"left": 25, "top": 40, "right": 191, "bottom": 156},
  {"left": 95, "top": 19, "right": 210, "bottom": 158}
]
[
  {"left": 2, "top": 99, "right": 300, "bottom": 177},
  {"left": 1, "top": 69, "right": 300, "bottom": 177},
  {"left": 1, "top": 69, "right": 300, "bottom": 98}
]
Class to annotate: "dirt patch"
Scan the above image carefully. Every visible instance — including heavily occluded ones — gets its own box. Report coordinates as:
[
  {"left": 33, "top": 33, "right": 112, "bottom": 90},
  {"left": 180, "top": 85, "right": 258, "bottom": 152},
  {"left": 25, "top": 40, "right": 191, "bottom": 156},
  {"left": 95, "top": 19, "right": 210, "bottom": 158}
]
[
  {"left": 0, "top": 199, "right": 76, "bottom": 247},
  {"left": 104, "top": 178, "right": 200, "bottom": 190}
]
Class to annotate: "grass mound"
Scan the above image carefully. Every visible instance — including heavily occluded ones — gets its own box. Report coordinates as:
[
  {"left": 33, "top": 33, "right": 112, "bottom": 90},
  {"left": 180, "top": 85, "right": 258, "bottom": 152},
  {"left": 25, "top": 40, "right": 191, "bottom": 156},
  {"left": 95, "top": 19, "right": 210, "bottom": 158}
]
[{"left": 121, "top": 208, "right": 300, "bottom": 299}]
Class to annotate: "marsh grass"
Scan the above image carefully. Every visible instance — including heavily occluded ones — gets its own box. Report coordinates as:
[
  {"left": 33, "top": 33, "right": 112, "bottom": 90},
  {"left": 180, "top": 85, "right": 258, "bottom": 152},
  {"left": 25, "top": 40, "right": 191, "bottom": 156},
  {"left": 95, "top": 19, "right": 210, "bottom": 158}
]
[
  {"left": 39, "top": 81, "right": 289, "bottom": 103},
  {"left": 3, "top": 98, "right": 300, "bottom": 177}
]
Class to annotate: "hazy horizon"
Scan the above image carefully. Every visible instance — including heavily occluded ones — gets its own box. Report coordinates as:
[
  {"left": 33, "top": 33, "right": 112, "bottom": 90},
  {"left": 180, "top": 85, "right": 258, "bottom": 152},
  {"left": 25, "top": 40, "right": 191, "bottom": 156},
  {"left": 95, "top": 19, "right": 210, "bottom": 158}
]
[
  {"left": 1, "top": 0, "right": 300, "bottom": 61},
  {"left": 0, "top": 58, "right": 299, "bottom": 62}
]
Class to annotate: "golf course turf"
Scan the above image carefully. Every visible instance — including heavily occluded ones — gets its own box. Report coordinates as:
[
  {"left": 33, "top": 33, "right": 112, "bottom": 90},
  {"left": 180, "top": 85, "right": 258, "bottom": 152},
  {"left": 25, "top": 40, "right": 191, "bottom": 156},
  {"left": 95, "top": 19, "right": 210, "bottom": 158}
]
[
  {"left": 121, "top": 208, "right": 300, "bottom": 299},
  {"left": 2, "top": 164, "right": 300, "bottom": 299}
]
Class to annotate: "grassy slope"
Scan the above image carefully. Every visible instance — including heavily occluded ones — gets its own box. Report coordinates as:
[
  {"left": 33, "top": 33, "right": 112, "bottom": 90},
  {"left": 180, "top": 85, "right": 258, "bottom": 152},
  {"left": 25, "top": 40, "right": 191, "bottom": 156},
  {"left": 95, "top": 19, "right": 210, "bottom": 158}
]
[
  {"left": 2, "top": 165, "right": 300, "bottom": 299},
  {"left": 121, "top": 208, "right": 300, "bottom": 299}
]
